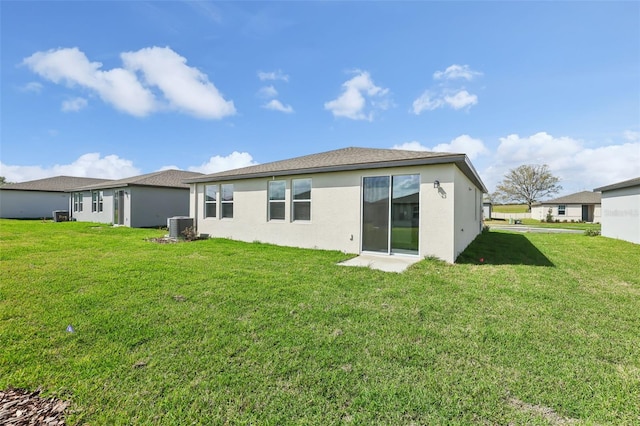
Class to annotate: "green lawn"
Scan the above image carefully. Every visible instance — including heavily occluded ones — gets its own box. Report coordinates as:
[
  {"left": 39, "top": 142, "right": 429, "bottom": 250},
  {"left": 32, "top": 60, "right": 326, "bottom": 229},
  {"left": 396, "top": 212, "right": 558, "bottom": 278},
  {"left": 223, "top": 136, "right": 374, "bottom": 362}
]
[
  {"left": 1, "top": 220, "right": 639, "bottom": 425},
  {"left": 491, "top": 204, "right": 529, "bottom": 213},
  {"left": 485, "top": 219, "right": 602, "bottom": 231}
]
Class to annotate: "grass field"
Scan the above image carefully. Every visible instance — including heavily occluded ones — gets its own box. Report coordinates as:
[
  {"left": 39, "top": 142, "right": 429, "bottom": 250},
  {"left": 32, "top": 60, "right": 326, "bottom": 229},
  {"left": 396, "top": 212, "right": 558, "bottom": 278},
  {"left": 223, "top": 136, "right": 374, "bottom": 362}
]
[
  {"left": 1, "top": 220, "right": 639, "bottom": 425},
  {"left": 485, "top": 219, "right": 602, "bottom": 231},
  {"left": 491, "top": 204, "right": 529, "bottom": 213}
]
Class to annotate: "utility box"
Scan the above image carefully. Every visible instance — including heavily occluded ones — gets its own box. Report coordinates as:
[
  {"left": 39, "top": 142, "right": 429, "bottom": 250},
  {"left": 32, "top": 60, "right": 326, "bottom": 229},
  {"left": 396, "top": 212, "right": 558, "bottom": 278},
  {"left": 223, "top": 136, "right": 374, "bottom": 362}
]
[
  {"left": 53, "top": 210, "right": 69, "bottom": 222},
  {"left": 168, "top": 216, "right": 194, "bottom": 239}
]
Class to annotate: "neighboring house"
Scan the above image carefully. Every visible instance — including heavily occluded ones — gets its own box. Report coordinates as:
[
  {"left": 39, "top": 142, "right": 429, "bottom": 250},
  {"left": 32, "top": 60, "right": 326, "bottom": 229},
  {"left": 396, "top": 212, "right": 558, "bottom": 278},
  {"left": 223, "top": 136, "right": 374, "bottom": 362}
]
[
  {"left": 184, "top": 147, "right": 487, "bottom": 263},
  {"left": 482, "top": 201, "right": 492, "bottom": 220},
  {"left": 594, "top": 177, "right": 640, "bottom": 244},
  {"left": 531, "top": 191, "right": 601, "bottom": 222},
  {"left": 0, "top": 176, "right": 112, "bottom": 219},
  {"left": 68, "top": 170, "right": 203, "bottom": 228}
]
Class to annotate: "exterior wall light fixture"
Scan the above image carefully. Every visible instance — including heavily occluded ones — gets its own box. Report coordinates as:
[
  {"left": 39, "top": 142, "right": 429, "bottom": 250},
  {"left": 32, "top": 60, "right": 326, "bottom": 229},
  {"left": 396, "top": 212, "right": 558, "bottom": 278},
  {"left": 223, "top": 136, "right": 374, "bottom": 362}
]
[{"left": 433, "top": 180, "right": 440, "bottom": 188}]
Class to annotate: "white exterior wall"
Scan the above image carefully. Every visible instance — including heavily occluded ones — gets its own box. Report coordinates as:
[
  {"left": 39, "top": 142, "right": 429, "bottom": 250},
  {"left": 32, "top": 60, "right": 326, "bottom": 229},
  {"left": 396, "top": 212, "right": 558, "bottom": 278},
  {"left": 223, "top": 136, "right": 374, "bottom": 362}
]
[
  {"left": 453, "top": 167, "right": 484, "bottom": 260},
  {"left": 129, "top": 186, "right": 190, "bottom": 228},
  {"left": 191, "top": 164, "right": 482, "bottom": 263},
  {"left": 600, "top": 185, "right": 640, "bottom": 244},
  {"left": 72, "top": 187, "right": 190, "bottom": 228},
  {"left": 531, "top": 204, "right": 601, "bottom": 222},
  {"left": 0, "top": 190, "right": 70, "bottom": 218},
  {"left": 71, "top": 190, "right": 113, "bottom": 224}
]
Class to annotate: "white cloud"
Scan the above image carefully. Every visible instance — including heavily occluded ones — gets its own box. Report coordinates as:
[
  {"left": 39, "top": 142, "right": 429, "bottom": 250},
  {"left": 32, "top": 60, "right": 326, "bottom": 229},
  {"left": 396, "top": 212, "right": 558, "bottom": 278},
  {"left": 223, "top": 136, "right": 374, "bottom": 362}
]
[
  {"left": 23, "top": 47, "right": 156, "bottom": 117},
  {"left": 0, "top": 153, "right": 141, "bottom": 182},
  {"left": 61, "top": 97, "right": 88, "bottom": 112},
  {"left": 412, "top": 89, "right": 477, "bottom": 114},
  {"left": 430, "top": 135, "right": 488, "bottom": 159},
  {"left": 413, "top": 64, "right": 482, "bottom": 114},
  {"left": 22, "top": 82, "right": 43, "bottom": 93},
  {"left": 623, "top": 130, "right": 639, "bottom": 142},
  {"left": 393, "top": 135, "right": 488, "bottom": 160},
  {"left": 443, "top": 90, "right": 477, "bottom": 110},
  {"left": 257, "top": 85, "right": 278, "bottom": 98},
  {"left": 392, "top": 141, "right": 430, "bottom": 152},
  {"left": 121, "top": 46, "right": 236, "bottom": 119},
  {"left": 258, "top": 70, "right": 289, "bottom": 82},
  {"left": 433, "top": 64, "right": 483, "bottom": 81},
  {"left": 23, "top": 46, "right": 235, "bottom": 119},
  {"left": 324, "top": 70, "right": 390, "bottom": 121},
  {"left": 483, "top": 131, "right": 640, "bottom": 194},
  {"left": 187, "top": 151, "right": 258, "bottom": 174},
  {"left": 412, "top": 91, "right": 443, "bottom": 114},
  {"left": 263, "top": 99, "right": 294, "bottom": 113}
]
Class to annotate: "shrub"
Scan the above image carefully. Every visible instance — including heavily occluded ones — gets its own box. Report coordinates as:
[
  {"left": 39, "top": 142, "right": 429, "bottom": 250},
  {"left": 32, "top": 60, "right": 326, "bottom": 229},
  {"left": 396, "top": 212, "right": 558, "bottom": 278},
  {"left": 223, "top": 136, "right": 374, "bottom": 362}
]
[
  {"left": 545, "top": 208, "right": 553, "bottom": 223},
  {"left": 181, "top": 226, "right": 198, "bottom": 241},
  {"left": 584, "top": 228, "right": 601, "bottom": 237}
]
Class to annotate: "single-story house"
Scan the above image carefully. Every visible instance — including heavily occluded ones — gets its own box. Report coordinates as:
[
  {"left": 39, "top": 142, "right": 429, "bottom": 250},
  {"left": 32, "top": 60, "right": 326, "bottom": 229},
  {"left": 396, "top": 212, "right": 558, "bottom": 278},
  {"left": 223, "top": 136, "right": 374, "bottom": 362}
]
[
  {"left": 184, "top": 147, "right": 487, "bottom": 263},
  {"left": 0, "top": 176, "right": 112, "bottom": 219},
  {"left": 68, "top": 169, "right": 203, "bottom": 228},
  {"left": 482, "top": 201, "right": 492, "bottom": 220},
  {"left": 531, "top": 191, "right": 601, "bottom": 222},
  {"left": 594, "top": 177, "right": 640, "bottom": 244}
]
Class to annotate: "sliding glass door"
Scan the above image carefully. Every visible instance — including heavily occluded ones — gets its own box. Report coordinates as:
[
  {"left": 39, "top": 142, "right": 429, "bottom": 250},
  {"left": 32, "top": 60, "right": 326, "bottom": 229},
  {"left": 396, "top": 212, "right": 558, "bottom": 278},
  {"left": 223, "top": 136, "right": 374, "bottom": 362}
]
[
  {"left": 113, "top": 190, "right": 125, "bottom": 225},
  {"left": 362, "top": 175, "right": 419, "bottom": 255},
  {"left": 362, "top": 176, "right": 390, "bottom": 253}
]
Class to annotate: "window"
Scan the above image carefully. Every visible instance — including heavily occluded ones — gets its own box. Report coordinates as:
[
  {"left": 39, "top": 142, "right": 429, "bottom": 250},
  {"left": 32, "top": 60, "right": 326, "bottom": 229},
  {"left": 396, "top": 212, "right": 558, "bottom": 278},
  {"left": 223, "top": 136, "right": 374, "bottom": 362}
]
[
  {"left": 221, "top": 184, "right": 233, "bottom": 218},
  {"left": 268, "top": 181, "right": 286, "bottom": 220},
  {"left": 205, "top": 185, "right": 217, "bottom": 218},
  {"left": 558, "top": 204, "right": 566, "bottom": 216},
  {"left": 292, "top": 178, "right": 311, "bottom": 221},
  {"left": 73, "top": 193, "right": 83, "bottom": 212},
  {"left": 92, "top": 191, "right": 103, "bottom": 212}
]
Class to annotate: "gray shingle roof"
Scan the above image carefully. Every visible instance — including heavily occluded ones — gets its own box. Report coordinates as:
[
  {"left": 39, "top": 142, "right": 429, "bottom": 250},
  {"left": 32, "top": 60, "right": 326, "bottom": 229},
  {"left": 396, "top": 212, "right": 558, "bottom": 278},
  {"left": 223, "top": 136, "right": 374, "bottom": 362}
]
[
  {"left": 184, "top": 147, "right": 488, "bottom": 192},
  {"left": 69, "top": 170, "right": 204, "bottom": 191},
  {"left": 0, "top": 176, "right": 112, "bottom": 192},
  {"left": 539, "top": 191, "right": 601, "bottom": 205},
  {"left": 594, "top": 177, "right": 640, "bottom": 192}
]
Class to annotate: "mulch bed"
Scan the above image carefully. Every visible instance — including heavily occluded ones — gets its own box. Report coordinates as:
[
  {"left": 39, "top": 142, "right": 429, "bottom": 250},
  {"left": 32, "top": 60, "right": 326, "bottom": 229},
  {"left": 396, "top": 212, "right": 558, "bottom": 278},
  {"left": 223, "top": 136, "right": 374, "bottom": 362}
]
[{"left": 0, "top": 388, "right": 69, "bottom": 425}]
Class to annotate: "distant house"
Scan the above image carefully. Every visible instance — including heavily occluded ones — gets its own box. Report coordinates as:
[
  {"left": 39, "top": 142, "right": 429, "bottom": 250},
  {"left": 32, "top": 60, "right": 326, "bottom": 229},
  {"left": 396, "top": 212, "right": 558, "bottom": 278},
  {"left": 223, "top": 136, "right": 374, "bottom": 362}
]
[
  {"left": 531, "top": 191, "right": 601, "bottom": 223},
  {"left": 184, "top": 147, "right": 487, "bottom": 263},
  {"left": 594, "top": 177, "right": 640, "bottom": 244},
  {"left": 482, "top": 201, "right": 492, "bottom": 220},
  {"left": 0, "top": 176, "right": 112, "bottom": 219},
  {"left": 68, "top": 170, "right": 203, "bottom": 228}
]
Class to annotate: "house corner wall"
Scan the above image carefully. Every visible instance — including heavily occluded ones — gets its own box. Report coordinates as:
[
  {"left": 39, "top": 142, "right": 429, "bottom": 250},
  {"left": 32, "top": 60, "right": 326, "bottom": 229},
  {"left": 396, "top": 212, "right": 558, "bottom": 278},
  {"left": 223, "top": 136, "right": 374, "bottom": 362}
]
[
  {"left": 600, "top": 185, "right": 640, "bottom": 244},
  {"left": 452, "top": 166, "right": 483, "bottom": 261}
]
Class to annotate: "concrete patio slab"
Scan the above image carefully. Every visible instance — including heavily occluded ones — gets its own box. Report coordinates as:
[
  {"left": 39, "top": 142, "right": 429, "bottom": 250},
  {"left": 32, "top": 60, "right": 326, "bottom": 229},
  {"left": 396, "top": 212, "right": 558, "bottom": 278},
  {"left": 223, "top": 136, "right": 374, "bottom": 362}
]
[{"left": 338, "top": 254, "right": 421, "bottom": 273}]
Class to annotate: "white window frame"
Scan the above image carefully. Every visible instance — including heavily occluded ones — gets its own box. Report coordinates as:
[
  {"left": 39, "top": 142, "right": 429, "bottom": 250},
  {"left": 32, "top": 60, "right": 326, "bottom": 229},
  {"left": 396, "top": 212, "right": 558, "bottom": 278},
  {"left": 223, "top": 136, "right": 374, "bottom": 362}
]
[
  {"left": 268, "top": 181, "right": 286, "bottom": 221},
  {"left": 558, "top": 204, "right": 566, "bottom": 216},
  {"left": 92, "top": 191, "right": 103, "bottom": 212},
  {"left": 221, "top": 184, "right": 234, "bottom": 219},
  {"left": 73, "top": 193, "right": 83, "bottom": 212},
  {"left": 204, "top": 185, "right": 217, "bottom": 218},
  {"left": 292, "top": 178, "right": 311, "bottom": 222}
]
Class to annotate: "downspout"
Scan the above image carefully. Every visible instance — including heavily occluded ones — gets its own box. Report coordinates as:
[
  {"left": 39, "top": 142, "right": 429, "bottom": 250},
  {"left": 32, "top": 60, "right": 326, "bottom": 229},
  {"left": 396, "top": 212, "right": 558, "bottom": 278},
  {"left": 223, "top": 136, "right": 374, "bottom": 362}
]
[{"left": 193, "top": 184, "right": 198, "bottom": 232}]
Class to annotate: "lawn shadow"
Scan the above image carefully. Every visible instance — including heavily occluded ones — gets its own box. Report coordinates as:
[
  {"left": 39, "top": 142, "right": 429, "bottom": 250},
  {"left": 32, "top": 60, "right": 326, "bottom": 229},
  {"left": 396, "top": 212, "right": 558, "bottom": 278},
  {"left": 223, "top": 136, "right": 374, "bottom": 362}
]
[{"left": 456, "top": 230, "right": 554, "bottom": 266}]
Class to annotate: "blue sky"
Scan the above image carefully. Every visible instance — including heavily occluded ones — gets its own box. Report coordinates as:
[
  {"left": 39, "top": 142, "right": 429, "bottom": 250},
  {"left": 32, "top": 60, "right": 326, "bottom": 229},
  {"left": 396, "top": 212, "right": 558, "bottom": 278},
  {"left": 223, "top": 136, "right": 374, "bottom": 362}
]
[{"left": 1, "top": 1, "right": 639, "bottom": 196}]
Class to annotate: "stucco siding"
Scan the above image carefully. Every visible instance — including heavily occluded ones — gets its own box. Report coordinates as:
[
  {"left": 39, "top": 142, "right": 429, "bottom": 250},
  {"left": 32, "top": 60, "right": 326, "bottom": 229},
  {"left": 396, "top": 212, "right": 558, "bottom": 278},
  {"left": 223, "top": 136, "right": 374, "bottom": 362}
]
[
  {"left": 531, "top": 203, "right": 601, "bottom": 222},
  {"left": 71, "top": 190, "right": 113, "bottom": 224},
  {"left": 0, "top": 190, "right": 70, "bottom": 218},
  {"left": 600, "top": 185, "right": 640, "bottom": 244},
  {"left": 192, "top": 163, "right": 480, "bottom": 263},
  {"left": 72, "top": 187, "right": 190, "bottom": 228},
  {"left": 453, "top": 167, "right": 483, "bottom": 260},
  {"left": 129, "top": 186, "right": 190, "bottom": 228}
]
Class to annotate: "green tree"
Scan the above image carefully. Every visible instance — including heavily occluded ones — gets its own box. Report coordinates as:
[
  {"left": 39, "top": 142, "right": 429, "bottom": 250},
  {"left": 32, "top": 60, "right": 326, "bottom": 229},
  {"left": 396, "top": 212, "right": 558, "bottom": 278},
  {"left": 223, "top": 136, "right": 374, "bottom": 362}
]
[
  {"left": 493, "top": 164, "right": 562, "bottom": 211},
  {"left": 0, "top": 176, "right": 7, "bottom": 186}
]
